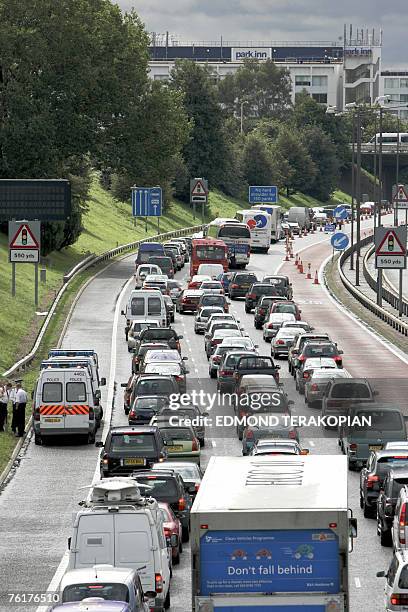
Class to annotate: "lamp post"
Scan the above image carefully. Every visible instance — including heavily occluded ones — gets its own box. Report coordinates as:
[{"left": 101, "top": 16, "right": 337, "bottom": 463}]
[{"left": 356, "top": 109, "right": 362, "bottom": 286}]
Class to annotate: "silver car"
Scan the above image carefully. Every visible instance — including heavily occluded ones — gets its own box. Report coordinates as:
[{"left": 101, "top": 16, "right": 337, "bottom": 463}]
[
  {"left": 377, "top": 549, "right": 408, "bottom": 611},
  {"left": 263, "top": 313, "right": 296, "bottom": 342},
  {"left": 194, "top": 306, "right": 224, "bottom": 334},
  {"left": 271, "top": 327, "right": 304, "bottom": 358},
  {"left": 304, "top": 367, "right": 351, "bottom": 407},
  {"left": 127, "top": 320, "right": 159, "bottom": 352}
]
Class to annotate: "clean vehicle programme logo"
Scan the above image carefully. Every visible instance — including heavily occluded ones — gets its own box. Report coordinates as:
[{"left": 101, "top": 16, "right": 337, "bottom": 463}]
[{"left": 247, "top": 215, "right": 267, "bottom": 229}]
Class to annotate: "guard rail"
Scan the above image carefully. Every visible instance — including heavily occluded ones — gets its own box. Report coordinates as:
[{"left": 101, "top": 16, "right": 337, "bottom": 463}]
[
  {"left": 3, "top": 223, "right": 206, "bottom": 378},
  {"left": 338, "top": 235, "right": 408, "bottom": 336}
]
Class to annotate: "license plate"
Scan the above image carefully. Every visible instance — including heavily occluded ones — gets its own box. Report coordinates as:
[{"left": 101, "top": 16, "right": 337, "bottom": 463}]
[
  {"left": 44, "top": 417, "right": 62, "bottom": 423},
  {"left": 168, "top": 445, "right": 183, "bottom": 452},
  {"left": 369, "top": 445, "right": 383, "bottom": 451},
  {"left": 124, "top": 458, "right": 145, "bottom": 466}
]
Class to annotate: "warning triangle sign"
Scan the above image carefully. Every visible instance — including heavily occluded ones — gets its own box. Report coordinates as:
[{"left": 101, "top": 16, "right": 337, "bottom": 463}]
[
  {"left": 393, "top": 185, "right": 408, "bottom": 203},
  {"left": 10, "top": 224, "right": 39, "bottom": 249},
  {"left": 191, "top": 180, "right": 207, "bottom": 196},
  {"left": 376, "top": 229, "right": 406, "bottom": 256}
]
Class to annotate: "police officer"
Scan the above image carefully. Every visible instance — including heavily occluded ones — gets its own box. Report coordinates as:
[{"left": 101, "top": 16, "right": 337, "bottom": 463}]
[
  {"left": 8, "top": 383, "right": 17, "bottom": 434},
  {"left": 0, "top": 383, "right": 8, "bottom": 431},
  {"left": 14, "top": 380, "right": 28, "bottom": 438}
]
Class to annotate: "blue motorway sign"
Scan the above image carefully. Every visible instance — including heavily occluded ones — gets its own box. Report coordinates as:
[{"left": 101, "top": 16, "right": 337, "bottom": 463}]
[
  {"left": 200, "top": 529, "right": 340, "bottom": 595},
  {"left": 333, "top": 205, "right": 349, "bottom": 220},
  {"left": 331, "top": 232, "right": 350, "bottom": 251},
  {"left": 132, "top": 187, "right": 162, "bottom": 217},
  {"left": 249, "top": 185, "right": 278, "bottom": 204},
  {"left": 324, "top": 223, "right": 336, "bottom": 233}
]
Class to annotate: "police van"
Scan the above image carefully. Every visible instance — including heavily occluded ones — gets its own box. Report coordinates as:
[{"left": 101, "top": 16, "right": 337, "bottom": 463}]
[{"left": 33, "top": 367, "right": 97, "bottom": 445}]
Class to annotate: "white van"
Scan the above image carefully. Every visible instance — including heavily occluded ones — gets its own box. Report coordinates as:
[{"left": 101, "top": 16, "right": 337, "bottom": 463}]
[
  {"left": 68, "top": 479, "right": 173, "bottom": 611},
  {"left": 287, "top": 206, "right": 311, "bottom": 230},
  {"left": 197, "top": 263, "right": 224, "bottom": 279},
  {"left": 235, "top": 209, "right": 271, "bottom": 253},
  {"left": 32, "top": 367, "right": 97, "bottom": 445},
  {"left": 122, "top": 290, "right": 167, "bottom": 340},
  {"left": 135, "top": 264, "right": 162, "bottom": 289}
]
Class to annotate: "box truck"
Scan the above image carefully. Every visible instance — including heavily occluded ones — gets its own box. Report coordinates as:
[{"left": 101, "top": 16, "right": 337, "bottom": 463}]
[{"left": 191, "top": 455, "right": 357, "bottom": 612}]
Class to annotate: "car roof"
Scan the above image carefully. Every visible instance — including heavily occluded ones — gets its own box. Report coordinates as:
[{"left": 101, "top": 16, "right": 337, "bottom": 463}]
[
  {"left": 351, "top": 403, "right": 402, "bottom": 411},
  {"left": 388, "top": 467, "right": 408, "bottom": 478},
  {"left": 60, "top": 566, "right": 134, "bottom": 588},
  {"left": 110, "top": 426, "right": 158, "bottom": 433},
  {"left": 373, "top": 449, "right": 408, "bottom": 459}
]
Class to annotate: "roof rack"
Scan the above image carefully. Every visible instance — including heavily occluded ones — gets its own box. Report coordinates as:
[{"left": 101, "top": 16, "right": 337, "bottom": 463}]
[{"left": 81, "top": 477, "right": 154, "bottom": 506}]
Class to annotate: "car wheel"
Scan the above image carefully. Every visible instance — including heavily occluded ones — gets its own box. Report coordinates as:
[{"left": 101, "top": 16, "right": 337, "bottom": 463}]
[
  {"left": 245, "top": 306, "right": 251, "bottom": 313},
  {"left": 200, "top": 438, "right": 205, "bottom": 448},
  {"left": 348, "top": 457, "right": 356, "bottom": 471},
  {"left": 298, "top": 384, "right": 304, "bottom": 396},
  {"left": 360, "top": 493, "right": 364, "bottom": 509},
  {"left": 363, "top": 502, "right": 374, "bottom": 519},
  {"left": 164, "top": 588, "right": 171, "bottom": 610},
  {"left": 254, "top": 322, "right": 261, "bottom": 329},
  {"left": 380, "top": 526, "right": 392, "bottom": 547},
  {"left": 209, "top": 369, "right": 216, "bottom": 379},
  {"left": 88, "top": 431, "right": 96, "bottom": 444},
  {"left": 182, "top": 526, "right": 190, "bottom": 543},
  {"left": 34, "top": 433, "right": 42, "bottom": 446},
  {"left": 174, "top": 550, "right": 180, "bottom": 565},
  {"left": 265, "top": 336, "right": 271, "bottom": 343}
]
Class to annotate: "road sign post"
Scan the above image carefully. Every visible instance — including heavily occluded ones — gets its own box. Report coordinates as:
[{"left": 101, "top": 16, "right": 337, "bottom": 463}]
[
  {"left": 8, "top": 220, "right": 41, "bottom": 303},
  {"left": 375, "top": 226, "right": 407, "bottom": 312},
  {"left": 248, "top": 186, "right": 278, "bottom": 204},
  {"left": 190, "top": 178, "right": 208, "bottom": 222}
]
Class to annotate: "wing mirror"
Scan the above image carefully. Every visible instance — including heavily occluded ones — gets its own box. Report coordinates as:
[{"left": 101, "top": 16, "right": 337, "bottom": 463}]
[
  {"left": 120, "top": 382, "right": 128, "bottom": 388},
  {"left": 121, "top": 309, "right": 125, "bottom": 316},
  {"left": 100, "top": 377, "right": 106, "bottom": 386},
  {"left": 95, "top": 441, "right": 104, "bottom": 448},
  {"left": 300, "top": 449, "right": 309, "bottom": 455},
  {"left": 376, "top": 571, "right": 386, "bottom": 578},
  {"left": 178, "top": 335, "right": 183, "bottom": 340},
  {"left": 182, "top": 356, "right": 189, "bottom": 361}
]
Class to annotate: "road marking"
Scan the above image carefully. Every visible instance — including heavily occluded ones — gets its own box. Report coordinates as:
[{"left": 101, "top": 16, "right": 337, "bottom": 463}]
[
  {"left": 212, "top": 440, "right": 217, "bottom": 447},
  {"left": 37, "top": 273, "right": 135, "bottom": 612},
  {"left": 308, "top": 440, "right": 315, "bottom": 447},
  {"left": 195, "top": 368, "right": 199, "bottom": 374},
  {"left": 354, "top": 577, "right": 361, "bottom": 588}
]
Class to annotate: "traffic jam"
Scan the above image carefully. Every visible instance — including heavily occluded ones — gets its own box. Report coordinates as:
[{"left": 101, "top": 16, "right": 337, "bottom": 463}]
[{"left": 15, "top": 205, "right": 408, "bottom": 612}]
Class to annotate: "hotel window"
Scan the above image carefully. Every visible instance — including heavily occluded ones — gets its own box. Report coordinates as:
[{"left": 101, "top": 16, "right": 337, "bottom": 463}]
[
  {"left": 295, "top": 75, "right": 311, "bottom": 86},
  {"left": 312, "top": 75, "right": 328, "bottom": 87},
  {"left": 400, "top": 78, "right": 408, "bottom": 88},
  {"left": 384, "top": 78, "right": 399, "bottom": 89},
  {"left": 312, "top": 93, "right": 328, "bottom": 103}
]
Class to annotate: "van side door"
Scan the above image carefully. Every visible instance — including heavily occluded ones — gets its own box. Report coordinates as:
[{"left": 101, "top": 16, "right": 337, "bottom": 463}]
[{"left": 64, "top": 370, "right": 91, "bottom": 434}]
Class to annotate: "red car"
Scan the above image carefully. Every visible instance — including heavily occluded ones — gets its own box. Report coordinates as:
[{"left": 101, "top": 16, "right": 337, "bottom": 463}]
[
  {"left": 178, "top": 289, "right": 204, "bottom": 313},
  {"left": 270, "top": 301, "right": 302, "bottom": 321},
  {"left": 159, "top": 502, "right": 183, "bottom": 565}
]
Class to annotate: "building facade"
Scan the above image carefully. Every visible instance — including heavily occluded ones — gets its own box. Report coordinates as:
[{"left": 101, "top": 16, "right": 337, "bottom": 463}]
[{"left": 380, "top": 71, "right": 408, "bottom": 119}]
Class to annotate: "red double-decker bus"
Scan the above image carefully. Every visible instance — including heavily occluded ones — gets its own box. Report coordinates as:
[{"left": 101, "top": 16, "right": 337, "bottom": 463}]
[{"left": 190, "top": 238, "right": 229, "bottom": 276}]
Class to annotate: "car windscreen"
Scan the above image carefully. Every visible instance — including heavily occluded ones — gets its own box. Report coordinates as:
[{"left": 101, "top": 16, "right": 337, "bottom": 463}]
[
  {"left": 330, "top": 383, "right": 371, "bottom": 399},
  {"left": 62, "top": 583, "right": 129, "bottom": 603},
  {"left": 136, "top": 476, "right": 178, "bottom": 501},
  {"left": 161, "top": 427, "right": 194, "bottom": 441},
  {"left": 304, "top": 344, "right": 336, "bottom": 357},
  {"left": 135, "top": 379, "right": 175, "bottom": 395},
  {"left": 353, "top": 410, "right": 404, "bottom": 432},
  {"left": 110, "top": 433, "right": 156, "bottom": 453}
]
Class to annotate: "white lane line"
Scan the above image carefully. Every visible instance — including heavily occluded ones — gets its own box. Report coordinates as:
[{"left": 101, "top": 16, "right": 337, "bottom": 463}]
[
  {"left": 194, "top": 368, "right": 199, "bottom": 374},
  {"left": 308, "top": 440, "right": 315, "bottom": 447},
  {"left": 354, "top": 577, "right": 361, "bottom": 588},
  {"left": 212, "top": 440, "right": 217, "bottom": 447},
  {"left": 37, "top": 274, "right": 135, "bottom": 612},
  {"left": 319, "top": 254, "right": 408, "bottom": 367}
]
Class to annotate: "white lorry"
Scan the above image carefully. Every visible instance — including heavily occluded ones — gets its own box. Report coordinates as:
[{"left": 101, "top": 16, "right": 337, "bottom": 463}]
[
  {"left": 287, "top": 206, "right": 312, "bottom": 230},
  {"left": 251, "top": 204, "right": 283, "bottom": 242},
  {"left": 191, "top": 455, "right": 357, "bottom": 612}
]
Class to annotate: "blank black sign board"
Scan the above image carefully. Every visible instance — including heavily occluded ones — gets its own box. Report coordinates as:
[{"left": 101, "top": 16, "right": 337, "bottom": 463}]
[{"left": 0, "top": 179, "right": 71, "bottom": 221}]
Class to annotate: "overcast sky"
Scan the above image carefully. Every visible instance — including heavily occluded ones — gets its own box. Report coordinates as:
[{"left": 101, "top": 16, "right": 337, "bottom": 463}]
[{"left": 117, "top": 0, "right": 408, "bottom": 68}]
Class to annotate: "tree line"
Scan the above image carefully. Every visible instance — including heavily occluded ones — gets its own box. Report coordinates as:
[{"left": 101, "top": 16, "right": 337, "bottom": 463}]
[{"left": 1, "top": 1, "right": 405, "bottom": 254}]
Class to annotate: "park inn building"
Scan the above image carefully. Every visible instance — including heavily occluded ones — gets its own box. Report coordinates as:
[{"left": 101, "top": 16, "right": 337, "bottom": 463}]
[{"left": 147, "top": 28, "right": 401, "bottom": 114}]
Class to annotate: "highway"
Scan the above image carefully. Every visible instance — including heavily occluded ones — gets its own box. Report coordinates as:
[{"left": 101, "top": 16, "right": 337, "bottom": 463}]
[{"left": 0, "top": 214, "right": 405, "bottom": 612}]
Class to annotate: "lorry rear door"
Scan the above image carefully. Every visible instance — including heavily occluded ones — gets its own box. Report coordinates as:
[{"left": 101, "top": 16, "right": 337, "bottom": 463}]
[
  {"left": 64, "top": 370, "right": 91, "bottom": 433},
  {"left": 76, "top": 514, "right": 114, "bottom": 567},
  {"left": 39, "top": 372, "right": 65, "bottom": 433},
  {"left": 113, "top": 513, "right": 155, "bottom": 589}
]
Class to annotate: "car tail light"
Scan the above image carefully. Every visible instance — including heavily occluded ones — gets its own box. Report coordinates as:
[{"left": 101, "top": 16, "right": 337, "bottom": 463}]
[
  {"left": 289, "top": 430, "right": 296, "bottom": 439},
  {"left": 213, "top": 356, "right": 221, "bottom": 363},
  {"left": 246, "top": 430, "right": 254, "bottom": 440},
  {"left": 247, "top": 293, "right": 256, "bottom": 299},
  {"left": 220, "top": 370, "right": 233, "bottom": 376},
  {"left": 178, "top": 498, "right": 186, "bottom": 511},
  {"left": 239, "top": 409, "right": 248, "bottom": 419},
  {"left": 311, "top": 383, "right": 319, "bottom": 391},
  {"left": 175, "top": 375, "right": 183, "bottom": 382},
  {"left": 164, "top": 527, "right": 171, "bottom": 537},
  {"left": 334, "top": 355, "right": 342, "bottom": 363},
  {"left": 391, "top": 594, "right": 408, "bottom": 605},
  {"left": 195, "top": 483, "right": 200, "bottom": 492},
  {"left": 268, "top": 323, "right": 275, "bottom": 329},
  {"left": 231, "top": 283, "right": 238, "bottom": 288},
  {"left": 89, "top": 406, "right": 95, "bottom": 421},
  {"left": 176, "top": 341, "right": 181, "bottom": 350},
  {"left": 102, "top": 453, "right": 109, "bottom": 465},
  {"left": 155, "top": 573, "right": 163, "bottom": 593},
  {"left": 192, "top": 438, "right": 199, "bottom": 451},
  {"left": 366, "top": 475, "right": 379, "bottom": 489},
  {"left": 34, "top": 407, "right": 40, "bottom": 421},
  {"left": 276, "top": 340, "right": 285, "bottom": 345},
  {"left": 349, "top": 443, "right": 358, "bottom": 451},
  {"left": 182, "top": 297, "right": 188, "bottom": 303},
  {"left": 129, "top": 410, "right": 136, "bottom": 418},
  {"left": 259, "top": 308, "right": 265, "bottom": 314},
  {"left": 303, "top": 371, "right": 310, "bottom": 379},
  {"left": 298, "top": 355, "right": 306, "bottom": 362}
]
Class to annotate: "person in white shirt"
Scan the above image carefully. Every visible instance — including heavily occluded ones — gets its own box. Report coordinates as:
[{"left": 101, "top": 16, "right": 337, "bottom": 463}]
[
  {"left": 14, "top": 380, "right": 28, "bottom": 438},
  {"left": 0, "top": 383, "right": 8, "bottom": 432}
]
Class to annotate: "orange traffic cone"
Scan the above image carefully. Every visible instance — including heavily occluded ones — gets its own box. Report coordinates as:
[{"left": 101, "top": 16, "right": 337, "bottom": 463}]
[
  {"left": 290, "top": 248, "right": 294, "bottom": 258},
  {"left": 294, "top": 253, "right": 298, "bottom": 266},
  {"left": 299, "top": 259, "right": 304, "bottom": 273},
  {"left": 306, "top": 263, "right": 311, "bottom": 279},
  {"left": 285, "top": 249, "right": 290, "bottom": 261},
  {"left": 313, "top": 270, "right": 319, "bottom": 285}
]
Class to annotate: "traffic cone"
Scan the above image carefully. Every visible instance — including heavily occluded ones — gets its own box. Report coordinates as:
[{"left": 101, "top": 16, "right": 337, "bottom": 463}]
[
  {"left": 306, "top": 263, "right": 312, "bottom": 279},
  {"left": 298, "top": 259, "right": 304, "bottom": 274},
  {"left": 290, "top": 248, "right": 294, "bottom": 258},
  {"left": 285, "top": 249, "right": 290, "bottom": 261},
  {"left": 313, "top": 270, "right": 319, "bottom": 285},
  {"left": 294, "top": 253, "right": 298, "bottom": 266}
]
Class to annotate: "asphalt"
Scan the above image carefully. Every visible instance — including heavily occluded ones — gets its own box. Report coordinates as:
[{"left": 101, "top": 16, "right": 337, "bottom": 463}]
[{"left": 0, "top": 214, "right": 405, "bottom": 612}]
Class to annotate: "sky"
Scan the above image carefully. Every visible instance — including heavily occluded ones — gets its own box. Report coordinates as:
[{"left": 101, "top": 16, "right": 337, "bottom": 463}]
[{"left": 117, "top": 0, "right": 408, "bottom": 68}]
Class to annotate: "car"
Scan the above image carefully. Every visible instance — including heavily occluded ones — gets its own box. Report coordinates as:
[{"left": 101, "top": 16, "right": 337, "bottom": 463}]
[
  {"left": 166, "top": 279, "right": 183, "bottom": 303},
  {"left": 234, "top": 388, "right": 293, "bottom": 440},
  {"left": 156, "top": 405, "right": 207, "bottom": 447},
  {"left": 281, "top": 321, "right": 314, "bottom": 332},
  {"left": 209, "top": 343, "right": 257, "bottom": 378},
  {"left": 159, "top": 502, "right": 183, "bottom": 565},
  {"left": 156, "top": 423, "right": 201, "bottom": 465},
  {"left": 244, "top": 283, "right": 280, "bottom": 313},
  {"left": 377, "top": 467, "right": 408, "bottom": 546},
  {"left": 340, "top": 404, "right": 407, "bottom": 471},
  {"left": 58, "top": 565, "right": 152, "bottom": 612},
  {"left": 97, "top": 426, "right": 167, "bottom": 477},
  {"left": 322, "top": 378, "right": 376, "bottom": 422},
  {"left": 263, "top": 312, "right": 296, "bottom": 342},
  {"left": 140, "top": 362, "right": 188, "bottom": 393},
  {"left": 376, "top": 550, "right": 408, "bottom": 610},
  {"left": 294, "top": 356, "right": 338, "bottom": 395},
  {"left": 288, "top": 221, "right": 301, "bottom": 235},
  {"left": 128, "top": 396, "right": 170, "bottom": 425},
  {"left": 131, "top": 375, "right": 180, "bottom": 401},
  {"left": 262, "top": 275, "right": 293, "bottom": 300},
  {"left": 293, "top": 341, "right": 343, "bottom": 378},
  {"left": 219, "top": 336, "right": 257, "bottom": 351},
  {"left": 152, "top": 461, "right": 204, "bottom": 498},
  {"left": 253, "top": 296, "right": 288, "bottom": 329},
  {"left": 127, "top": 320, "right": 159, "bottom": 352},
  {"left": 242, "top": 421, "right": 300, "bottom": 455},
  {"left": 204, "top": 321, "right": 242, "bottom": 356},
  {"left": 177, "top": 289, "right": 204, "bottom": 313},
  {"left": 217, "top": 350, "right": 259, "bottom": 391},
  {"left": 134, "top": 264, "right": 162, "bottom": 289},
  {"left": 163, "top": 295, "right": 175, "bottom": 324},
  {"left": 304, "top": 368, "right": 352, "bottom": 407},
  {"left": 228, "top": 272, "right": 258, "bottom": 299},
  {"left": 249, "top": 439, "right": 308, "bottom": 456},
  {"left": 271, "top": 327, "right": 305, "bottom": 358},
  {"left": 164, "top": 244, "right": 182, "bottom": 270},
  {"left": 269, "top": 300, "right": 302, "bottom": 321},
  {"left": 204, "top": 312, "right": 237, "bottom": 333},
  {"left": 132, "top": 342, "right": 170, "bottom": 373},
  {"left": 200, "top": 280, "right": 224, "bottom": 294},
  {"left": 194, "top": 306, "right": 224, "bottom": 334},
  {"left": 147, "top": 255, "right": 174, "bottom": 279},
  {"left": 136, "top": 327, "right": 183, "bottom": 353},
  {"left": 216, "top": 271, "right": 234, "bottom": 291},
  {"left": 206, "top": 328, "right": 243, "bottom": 358},
  {"left": 188, "top": 275, "right": 212, "bottom": 289},
  {"left": 142, "top": 274, "right": 168, "bottom": 294},
  {"left": 134, "top": 469, "right": 192, "bottom": 542},
  {"left": 170, "top": 238, "right": 189, "bottom": 261},
  {"left": 232, "top": 355, "right": 280, "bottom": 392},
  {"left": 288, "top": 333, "right": 331, "bottom": 374},
  {"left": 197, "top": 292, "right": 230, "bottom": 312},
  {"left": 122, "top": 373, "right": 138, "bottom": 414},
  {"left": 360, "top": 450, "right": 408, "bottom": 519}
]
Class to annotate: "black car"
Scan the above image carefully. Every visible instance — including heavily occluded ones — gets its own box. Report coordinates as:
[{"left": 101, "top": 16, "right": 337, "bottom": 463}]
[
  {"left": 135, "top": 469, "right": 192, "bottom": 541},
  {"left": 263, "top": 275, "right": 293, "bottom": 300},
  {"left": 97, "top": 426, "right": 167, "bottom": 476},
  {"left": 360, "top": 449, "right": 408, "bottom": 518},
  {"left": 128, "top": 395, "right": 170, "bottom": 425},
  {"left": 156, "top": 404, "right": 207, "bottom": 446},
  {"left": 131, "top": 375, "right": 179, "bottom": 402},
  {"left": 254, "top": 296, "right": 288, "bottom": 329},
  {"left": 147, "top": 256, "right": 174, "bottom": 279},
  {"left": 377, "top": 466, "right": 408, "bottom": 546},
  {"left": 245, "top": 283, "right": 280, "bottom": 313},
  {"left": 235, "top": 389, "right": 293, "bottom": 440},
  {"left": 152, "top": 461, "right": 204, "bottom": 498},
  {"left": 228, "top": 272, "right": 258, "bottom": 299},
  {"left": 137, "top": 327, "right": 183, "bottom": 353},
  {"left": 163, "top": 247, "right": 179, "bottom": 270}
]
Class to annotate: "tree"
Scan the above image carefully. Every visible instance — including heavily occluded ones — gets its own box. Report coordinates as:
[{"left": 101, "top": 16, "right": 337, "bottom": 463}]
[
  {"left": 170, "top": 60, "right": 231, "bottom": 195},
  {"left": 301, "top": 126, "right": 339, "bottom": 200},
  {"left": 218, "top": 59, "right": 292, "bottom": 124},
  {"left": 271, "top": 127, "right": 316, "bottom": 195},
  {"left": 241, "top": 133, "right": 273, "bottom": 186}
]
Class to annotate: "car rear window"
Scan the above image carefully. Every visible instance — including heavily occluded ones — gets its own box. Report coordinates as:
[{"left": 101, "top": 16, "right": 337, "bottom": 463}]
[
  {"left": 131, "top": 297, "right": 145, "bottom": 316},
  {"left": 399, "top": 565, "right": 408, "bottom": 589},
  {"left": 392, "top": 478, "right": 408, "bottom": 498},
  {"left": 42, "top": 382, "right": 63, "bottom": 403},
  {"left": 62, "top": 583, "right": 129, "bottom": 603},
  {"left": 354, "top": 410, "right": 404, "bottom": 432},
  {"left": 136, "top": 379, "right": 175, "bottom": 395},
  {"left": 145, "top": 363, "right": 180, "bottom": 375},
  {"left": 161, "top": 427, "right": 194, "bottom": 441},
  {"left": 241, "top": 392, "right": 288, "bottom": 413},
  {"left": 236, "top": 274, "right": 257, "bottom": 283},
  {"left": 274, "top": 304, "right": 296, "bottom": 314},
  {"left": 237, "top": 357, "right": 272, "bottom": 369},
  {"left": 330, "top": 383, "right": 371, "bottom": 399},
  {"left": 252, "top": 285, "right": 274, "bottom": 295},
  {"left": 266, "top": 278, "right": 286, "bottom": 286},
  {"left": 143, "top": 329, "right": 177, "bottom": 341},
  {"left": 136, "top": 477, "right": 178, "bottom": 501},
  {"left": 135, "top": 397, "right": 168, "bottom": 411},
  {"left": 66, "top": 382, "right": 87, "bottom": 402},
  {"left": 304, "top": 344, "right": 336, "bottom": 357},
  {"left": 201, "top": 295, "right": 224, "bottom": 305},
  {"left": 110, "top": 433, "right": 156, "bottom": 452}
]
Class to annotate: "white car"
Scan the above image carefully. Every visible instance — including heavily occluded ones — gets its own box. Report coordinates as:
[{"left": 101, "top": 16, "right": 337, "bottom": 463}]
[
  {"left": 271, "top": 327, "right": 303, "bottom": 358},
  {"left": 263, "top": 313, "right": 296, "bottom": 341},
  {"left": 189, "top": 274, "right": 212, "bottom": 289},
  {"left": 134, "top": 264, "right": 162, "bottom": 289},
  {"left": 194, "top": 306, "right": 225, "bottom": 334},
  {"left": 200, "top": 280, "right": 224, "bottom": 294},
  {"left": 143, "top": 274, "right": 168, "bottom": 293}
]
